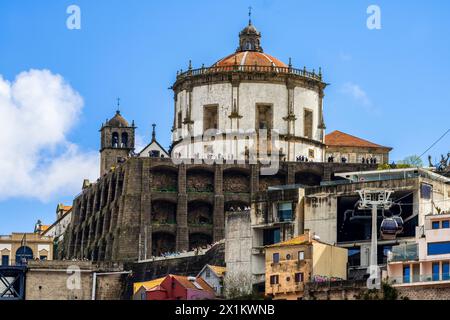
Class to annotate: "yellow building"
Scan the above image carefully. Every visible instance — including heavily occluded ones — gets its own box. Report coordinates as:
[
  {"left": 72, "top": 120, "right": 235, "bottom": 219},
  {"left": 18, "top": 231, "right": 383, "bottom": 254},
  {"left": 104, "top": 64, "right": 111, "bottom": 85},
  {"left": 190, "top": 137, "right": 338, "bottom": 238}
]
[
  {"left": 265, "top": 232, "right": 348, "bottom": 300},
  {"left": 0, "top": 232, "right": 54, "bottom": 266}
]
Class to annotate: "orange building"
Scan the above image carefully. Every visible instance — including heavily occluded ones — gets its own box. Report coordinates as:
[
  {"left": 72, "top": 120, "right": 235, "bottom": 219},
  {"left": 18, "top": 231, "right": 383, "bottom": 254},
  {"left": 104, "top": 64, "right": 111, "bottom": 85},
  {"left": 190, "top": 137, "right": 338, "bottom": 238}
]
[
  {"left": 325, "top": 130, "right": 392, "bottom": 164},
  {"left": 265, "top": 232, "right": 348, "bottom": 300}
]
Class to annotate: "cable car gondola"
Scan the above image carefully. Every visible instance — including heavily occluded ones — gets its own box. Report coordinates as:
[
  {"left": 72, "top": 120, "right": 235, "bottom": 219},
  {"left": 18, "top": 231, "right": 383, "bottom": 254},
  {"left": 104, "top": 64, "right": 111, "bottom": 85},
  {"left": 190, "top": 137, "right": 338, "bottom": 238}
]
[
  {"left": 393, "top": 216, "right": 404, "bottom": 234},
  {"left": 380, "top": 218, "right": 399, "bottom": 240}
]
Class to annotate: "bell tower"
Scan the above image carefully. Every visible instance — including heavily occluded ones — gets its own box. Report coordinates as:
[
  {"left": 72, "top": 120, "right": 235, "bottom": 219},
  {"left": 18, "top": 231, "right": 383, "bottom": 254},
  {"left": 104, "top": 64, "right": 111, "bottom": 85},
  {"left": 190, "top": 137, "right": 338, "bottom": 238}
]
[
  {"left": 99, "top": 103, "right": 136, "bottom": 176},
  {"left": 237, "top": 7, "right": 263, "bottom": 52}
]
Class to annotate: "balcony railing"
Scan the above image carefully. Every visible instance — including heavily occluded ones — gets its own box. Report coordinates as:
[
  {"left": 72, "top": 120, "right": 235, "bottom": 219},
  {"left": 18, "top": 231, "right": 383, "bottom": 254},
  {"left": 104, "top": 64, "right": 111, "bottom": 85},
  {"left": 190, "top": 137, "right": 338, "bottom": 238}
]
[
  {"left": 388, "top": 244, "right": 419, "bottom": 262},
  {"left": 176, "top": 65, "right": 322, "bottom": 82},
  {"left": 389, "top": 274, "right": 450, "bottom": 285}
]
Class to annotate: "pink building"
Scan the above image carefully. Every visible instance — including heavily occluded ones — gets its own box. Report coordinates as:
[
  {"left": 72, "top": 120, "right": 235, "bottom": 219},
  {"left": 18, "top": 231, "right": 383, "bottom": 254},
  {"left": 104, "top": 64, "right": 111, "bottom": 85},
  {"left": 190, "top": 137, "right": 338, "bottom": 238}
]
[
  {"left": 133, "top": 274, "right": 216, "bottom": 300},
  {"left": 388, "top": 213, "right": 450, "bottom": 286}
]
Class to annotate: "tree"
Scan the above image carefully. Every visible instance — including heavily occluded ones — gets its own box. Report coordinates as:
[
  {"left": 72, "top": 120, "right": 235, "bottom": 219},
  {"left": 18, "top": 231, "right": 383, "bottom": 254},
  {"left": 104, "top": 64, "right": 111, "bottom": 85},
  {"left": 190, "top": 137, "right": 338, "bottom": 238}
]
[{"left": 399, "top": 155, "right": 423, "bottom": 168}]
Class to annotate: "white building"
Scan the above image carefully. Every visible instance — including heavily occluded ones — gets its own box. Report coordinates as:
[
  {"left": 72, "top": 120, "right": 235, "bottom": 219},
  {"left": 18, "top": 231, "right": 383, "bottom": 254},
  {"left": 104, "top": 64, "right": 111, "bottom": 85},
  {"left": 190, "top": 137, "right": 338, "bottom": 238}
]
[
  {"left": 171, "top": 19, "right": 327, "bottom": 163},
  {"left": 197, "top": 264, "right": 226, "bottom": 297},
  {"left": 138, "top": 124, "right": 170, "bottom": 159},
  {"left": 41, "top": 204, "right": 73, "bottom": 258},
  {"left": 388, "top": 212, "right": 450, "bottom": 286}
]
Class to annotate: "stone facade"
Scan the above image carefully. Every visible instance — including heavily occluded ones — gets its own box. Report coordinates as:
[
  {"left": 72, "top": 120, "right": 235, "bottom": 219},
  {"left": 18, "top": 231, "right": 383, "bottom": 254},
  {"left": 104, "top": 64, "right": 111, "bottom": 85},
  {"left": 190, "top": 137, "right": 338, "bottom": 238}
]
[
  {"left": 24, "top": 260, "right": 126, "bottom": 300},
  {"left": 0, "top": 233, "right": 53, "bottom": 266},
  {"left": 171, "top": 22, "right": 327, "bottom": 163},
  {"left": 100, "top": 111, "right": 136, "bottom": 176}
]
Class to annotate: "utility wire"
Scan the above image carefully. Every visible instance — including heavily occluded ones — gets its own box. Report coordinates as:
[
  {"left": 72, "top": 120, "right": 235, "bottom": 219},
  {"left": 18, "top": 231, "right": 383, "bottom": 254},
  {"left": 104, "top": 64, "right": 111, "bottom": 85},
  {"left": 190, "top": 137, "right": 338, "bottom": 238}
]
[{"left": 416, "top": 128, "right": 450, "bottom": 162}]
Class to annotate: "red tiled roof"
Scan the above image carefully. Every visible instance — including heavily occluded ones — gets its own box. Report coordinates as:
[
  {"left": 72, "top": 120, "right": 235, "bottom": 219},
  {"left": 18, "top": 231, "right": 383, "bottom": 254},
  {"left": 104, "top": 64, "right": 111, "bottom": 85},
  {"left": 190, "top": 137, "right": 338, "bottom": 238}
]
[
  {"left": 172, "top": 275, "right": 215, "bottom": 294},
  {"left": 214, "top": 51, "right": 287, "bottom": 68},
  {"left": 325, "top": 130, "right": 392, "bottom": 150}
]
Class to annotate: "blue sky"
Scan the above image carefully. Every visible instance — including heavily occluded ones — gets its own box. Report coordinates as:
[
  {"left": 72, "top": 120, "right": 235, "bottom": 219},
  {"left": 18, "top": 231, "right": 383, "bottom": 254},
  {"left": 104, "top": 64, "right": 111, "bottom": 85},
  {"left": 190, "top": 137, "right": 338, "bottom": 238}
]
[{"left": 0, "top": 0, "right": 449, "bottom": 234}]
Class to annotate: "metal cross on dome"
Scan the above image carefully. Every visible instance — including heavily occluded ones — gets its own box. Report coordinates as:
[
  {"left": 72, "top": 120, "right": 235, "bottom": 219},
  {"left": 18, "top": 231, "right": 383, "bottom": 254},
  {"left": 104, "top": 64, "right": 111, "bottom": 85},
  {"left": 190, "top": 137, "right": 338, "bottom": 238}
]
[
  {"left": 116, "top": 97, "right": 121, "bottom": 113},
  {"left": 248, "top": 6, "right": 252, "bottom": 24}
]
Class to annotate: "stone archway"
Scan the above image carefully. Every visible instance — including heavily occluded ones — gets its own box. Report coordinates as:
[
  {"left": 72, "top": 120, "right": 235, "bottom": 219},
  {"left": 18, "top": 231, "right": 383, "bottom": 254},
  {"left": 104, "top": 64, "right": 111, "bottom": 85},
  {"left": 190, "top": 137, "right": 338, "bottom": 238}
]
[
  {"left": 188, "top": 201, "right": 213, "bottom": 226},
  {"left": 151, "top": 200, "right": 177, "bottom": 225},
  {"left": 152, "top": 232, "right": 176, "bottom": 256},
  {"left": 15, "top": 246, "right": 33, "bottom": 265}
]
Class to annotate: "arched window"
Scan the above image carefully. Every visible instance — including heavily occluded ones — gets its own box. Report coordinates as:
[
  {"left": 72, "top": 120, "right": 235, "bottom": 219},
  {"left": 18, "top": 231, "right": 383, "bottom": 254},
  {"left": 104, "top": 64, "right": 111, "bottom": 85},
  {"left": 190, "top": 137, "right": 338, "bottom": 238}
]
[
  {"left": 112, "top": 132, "right": 119, "bottom": 148},
  {"left": 121, "top": 132, "right": 128, "bottom": 148},
  {"left": 15, "top": 246, "right": 33, "bottom": 265}
]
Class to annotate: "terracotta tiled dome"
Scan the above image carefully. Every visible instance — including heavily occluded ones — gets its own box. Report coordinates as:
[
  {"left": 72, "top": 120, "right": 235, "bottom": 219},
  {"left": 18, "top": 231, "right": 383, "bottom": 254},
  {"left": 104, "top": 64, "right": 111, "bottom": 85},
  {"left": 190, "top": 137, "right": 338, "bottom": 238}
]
[
  {"left": 107, "top": 111, "right": 129, "bottom": 127},
  {"left": 214, "top": 51, "right": 288, "bottom": 68}
]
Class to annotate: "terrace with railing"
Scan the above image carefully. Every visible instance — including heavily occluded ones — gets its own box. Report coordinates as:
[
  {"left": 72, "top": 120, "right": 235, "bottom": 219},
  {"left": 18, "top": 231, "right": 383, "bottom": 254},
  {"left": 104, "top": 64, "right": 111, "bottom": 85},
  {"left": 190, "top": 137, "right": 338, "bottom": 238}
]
[
  {"left": 176, "top": 65, "right": 323, "bottom": 82},
  {"left": 388, "top": 243, "right": 419, "bottom": 263}
]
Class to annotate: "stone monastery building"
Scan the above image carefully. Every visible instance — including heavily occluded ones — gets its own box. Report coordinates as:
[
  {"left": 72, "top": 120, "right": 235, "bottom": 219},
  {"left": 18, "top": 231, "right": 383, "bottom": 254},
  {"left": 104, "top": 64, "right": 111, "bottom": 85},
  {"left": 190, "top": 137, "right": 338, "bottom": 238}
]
[{"left": 63, "top": 20, "right": 378, "bottom": 262}]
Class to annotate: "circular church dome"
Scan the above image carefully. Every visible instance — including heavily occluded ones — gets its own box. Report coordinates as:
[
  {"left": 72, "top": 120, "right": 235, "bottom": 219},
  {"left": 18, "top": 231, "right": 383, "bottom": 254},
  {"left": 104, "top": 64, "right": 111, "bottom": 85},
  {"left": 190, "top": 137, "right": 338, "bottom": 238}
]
[
  {"left": 214, "top": 51, "right": 288, "bottom": 68},
  {"left": 107, "top": 111, "right": 129, "bottom": 127}
]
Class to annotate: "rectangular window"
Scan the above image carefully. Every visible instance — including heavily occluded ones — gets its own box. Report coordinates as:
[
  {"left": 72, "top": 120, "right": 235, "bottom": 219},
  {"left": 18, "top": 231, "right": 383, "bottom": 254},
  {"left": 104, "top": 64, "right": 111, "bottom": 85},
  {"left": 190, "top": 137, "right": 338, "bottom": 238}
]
[
  {"left": 205, "top": 269, "right": 211, "bottom": 278},
  {"left": 348, "top": 248, "right": 361, "bottom": 267},
  {"left": 443, "top": 262, "right": 450, "bottom": 281},
  {"left": 278, "top": 202, "right": 293, "bottom": 222},
  {"left": 149, "top": 150, "right": 160, "bottom": 158},
  {"left": 263, "top": 228, "right": 281, "bottom": 246},
  {"left": 428, "top": 242, "right": 450, "bottom": 255},
  {"left": 432, "top": 262, "right": 440, "bottom": 281},
  {"left": 298, "top": 251, "right": 305, "bottom": 261},
  {"left": 273, "top": 253, "right": 280, "bottom": 263},
  {"left": 177, "top": 111, "right": 182, "bottom": 129},
  {"left": 295, "top": 273, "right": 304, "bottom": 283},
  {"left": 203, "top": 105, "right": 218, "bottom": 131},
  {"left": 1, "top": 255, "right": 9, "bottom": 266},
  {"left": 256, "top": 105, "right": 273, "bottom": 131},
  {"left": 442, "top": 221, "right": 450, "bottom": 229},
  {"left": 40, "top": 255, "right": 47, "bottom": 261},
  {"left": 432, "top": 221, "right": 440, "bottom": 230},
  {"left": 270, "top": 275, "right": 279, "bottom": 285},
  {"left": 303, "top": 109, "right": 313, "bottom": 139},
  {"left": 403, "top": 265, "right": 410, "bottom": 284}
]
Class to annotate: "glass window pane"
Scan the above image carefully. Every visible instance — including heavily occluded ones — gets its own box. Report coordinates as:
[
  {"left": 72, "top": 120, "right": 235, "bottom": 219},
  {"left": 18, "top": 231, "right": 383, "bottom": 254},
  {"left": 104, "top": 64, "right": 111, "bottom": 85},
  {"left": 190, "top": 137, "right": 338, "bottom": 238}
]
[
  {"left": 433, "top": 263, "right": 440, "bottom": 281},
  {"left": 432, "top": 221, "right": 440, "bottom": 229},
  {"left": 278, "top": 202, "right": 293, "bottom": 222},
  {"left": 273, "top": 253, "right": 280, "bottom": 263},
  {"left": 443, "top": 262, "right": 450, "bottom": 281},
  {"left": 442, "top": 221, "right": 450, "bottom": 229},
  {"left": 403, "top": 265, "right": 410, "bottom": 283},
  {"left": 428, "top": 242, "right": 450, "bottom": 255},
  {"left": 421, "top": 183, "right": 432, "bottom": 199},
  {"left": 298, "top": 251, "right": 305, "bottom": 260}
]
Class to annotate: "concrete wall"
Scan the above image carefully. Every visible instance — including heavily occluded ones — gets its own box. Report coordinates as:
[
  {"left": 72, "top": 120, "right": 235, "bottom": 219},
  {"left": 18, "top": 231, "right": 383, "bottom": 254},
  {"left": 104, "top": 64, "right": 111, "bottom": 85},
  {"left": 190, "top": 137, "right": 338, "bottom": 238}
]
[
  {"left": 312, "top": 242, "right": 348, "bottom": 280},
  {"left": 304, "top": 196, "right": 338, "bottom": 244},
  {"left": 224, "top": 210, "right": 253, "bottom": 297}
]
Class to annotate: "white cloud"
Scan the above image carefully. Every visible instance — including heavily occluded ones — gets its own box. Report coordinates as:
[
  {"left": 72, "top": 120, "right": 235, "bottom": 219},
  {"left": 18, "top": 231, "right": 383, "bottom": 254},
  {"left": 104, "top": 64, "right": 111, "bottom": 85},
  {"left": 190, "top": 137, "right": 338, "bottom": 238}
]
[
  {"left": 0, "top": 69, "right": 98, "bottom": 202},
  {"left": 339, "top": 52, "right": 352, "bottom": 62},
  {"left": 340, "top": 82, "right": 380, "bottom": 115}
]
